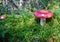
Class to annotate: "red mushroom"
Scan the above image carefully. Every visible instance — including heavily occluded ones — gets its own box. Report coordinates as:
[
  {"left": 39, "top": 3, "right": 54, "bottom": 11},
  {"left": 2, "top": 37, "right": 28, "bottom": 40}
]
[
  {"left": 34, "top": 10, "right": 53, "bottom": 26},
  {"left": 0, "top": 14, "right": 7, "bottom": 19}
]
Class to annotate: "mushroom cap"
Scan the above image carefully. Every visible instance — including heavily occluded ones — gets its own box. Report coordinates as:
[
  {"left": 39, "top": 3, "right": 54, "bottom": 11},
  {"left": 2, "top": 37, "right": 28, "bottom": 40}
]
[
  {"left": 34, "top": 10, "right": 53, "bottom": 18},
  {"left": 0, "top": 14, "right": 7, "bottom": 19}
]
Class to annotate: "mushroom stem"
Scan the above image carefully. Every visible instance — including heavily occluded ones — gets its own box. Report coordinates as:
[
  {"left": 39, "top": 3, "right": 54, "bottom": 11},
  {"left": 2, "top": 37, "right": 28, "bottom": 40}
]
[{"left": 40, "top": 18, "right": 45, "bottom": 26}]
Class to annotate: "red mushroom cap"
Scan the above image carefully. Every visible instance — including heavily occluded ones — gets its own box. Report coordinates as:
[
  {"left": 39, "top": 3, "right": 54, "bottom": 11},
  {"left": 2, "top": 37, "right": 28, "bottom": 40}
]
[
  {"left": 0, "top": 14, "right": 7, "bottom": 19},
  {"left": 34, "top": 10, "right": 53, "bottom": 18}
]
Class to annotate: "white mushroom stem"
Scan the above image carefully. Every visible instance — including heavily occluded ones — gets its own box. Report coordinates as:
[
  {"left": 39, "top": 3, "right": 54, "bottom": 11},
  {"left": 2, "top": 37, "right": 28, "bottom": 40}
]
[{"left": 40, "top": 18, "right": 45, "bottom": 26}]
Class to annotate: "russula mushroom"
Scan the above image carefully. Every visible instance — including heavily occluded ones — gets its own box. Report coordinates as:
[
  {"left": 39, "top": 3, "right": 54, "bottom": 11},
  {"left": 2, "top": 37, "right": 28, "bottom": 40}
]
[
  {"left": 0, "top": 14, "right": 7, "bottom": 19},
  {"left": 34, "top": 10, "right": 53, "bottom": 26}
]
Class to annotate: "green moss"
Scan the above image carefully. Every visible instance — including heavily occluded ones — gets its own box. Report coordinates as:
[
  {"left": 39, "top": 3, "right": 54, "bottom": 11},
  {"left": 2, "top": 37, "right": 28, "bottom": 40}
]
[{"left": 0, "top": 11, "right": 60, "bottom": 42}]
